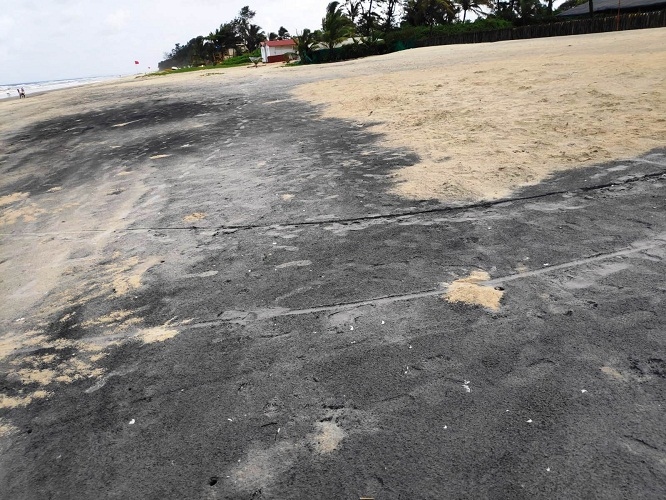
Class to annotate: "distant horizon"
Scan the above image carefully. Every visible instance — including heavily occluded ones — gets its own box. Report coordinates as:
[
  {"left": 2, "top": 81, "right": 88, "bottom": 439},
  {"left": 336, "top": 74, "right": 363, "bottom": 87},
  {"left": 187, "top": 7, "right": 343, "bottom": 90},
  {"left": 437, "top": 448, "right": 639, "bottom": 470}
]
[
  {"left": 0, "top": 0, "right": 328, "bottom": 83},
  {"left": 1, "top": 74, "right": 133, "bottom": 87}
]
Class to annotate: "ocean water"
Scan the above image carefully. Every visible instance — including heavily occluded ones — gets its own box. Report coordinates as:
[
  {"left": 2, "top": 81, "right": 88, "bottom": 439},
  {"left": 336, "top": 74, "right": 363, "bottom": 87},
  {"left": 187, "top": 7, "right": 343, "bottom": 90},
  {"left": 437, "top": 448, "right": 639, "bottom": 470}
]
[{"left": 0, "top": 75, "right": 124, "bottom": 100}]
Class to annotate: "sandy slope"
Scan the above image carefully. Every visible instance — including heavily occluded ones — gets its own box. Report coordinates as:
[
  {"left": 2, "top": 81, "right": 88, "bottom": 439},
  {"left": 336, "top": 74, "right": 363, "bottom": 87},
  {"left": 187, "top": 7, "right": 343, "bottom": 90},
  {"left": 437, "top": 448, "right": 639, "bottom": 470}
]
[{"left": 294, "top": 29, "right": 666, "bottom": 201}]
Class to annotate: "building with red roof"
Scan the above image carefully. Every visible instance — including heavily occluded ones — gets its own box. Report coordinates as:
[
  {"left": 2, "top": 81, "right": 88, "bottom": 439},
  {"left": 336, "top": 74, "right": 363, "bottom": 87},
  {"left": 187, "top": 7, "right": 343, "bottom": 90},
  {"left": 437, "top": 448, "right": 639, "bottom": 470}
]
[{"left": 260, "top": 39, "right": 297, "bottom": 63}]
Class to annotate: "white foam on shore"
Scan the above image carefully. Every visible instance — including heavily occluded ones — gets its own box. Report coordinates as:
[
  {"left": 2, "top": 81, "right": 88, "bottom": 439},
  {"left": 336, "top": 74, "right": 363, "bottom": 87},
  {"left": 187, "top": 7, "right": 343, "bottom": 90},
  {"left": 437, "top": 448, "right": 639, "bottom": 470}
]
[{"left": 0, "top": 75, "right": 127, "bottom": 100}]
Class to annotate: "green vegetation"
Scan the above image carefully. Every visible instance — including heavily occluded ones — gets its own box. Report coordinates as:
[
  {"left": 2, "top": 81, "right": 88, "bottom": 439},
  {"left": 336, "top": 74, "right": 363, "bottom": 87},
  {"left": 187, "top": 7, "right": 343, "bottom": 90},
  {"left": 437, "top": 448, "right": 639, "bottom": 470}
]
[
  {"left": 151, "top": 50, "right": 261, "bottom": 76},
  {"left": 159, "top": 6, "right": 266, "bottom": 70},
  {"left": 321, "top": 2, "right": 355, "bottom": 50},
  {"left": 158, "top": 1, "right": 581, "bottom": 72}
]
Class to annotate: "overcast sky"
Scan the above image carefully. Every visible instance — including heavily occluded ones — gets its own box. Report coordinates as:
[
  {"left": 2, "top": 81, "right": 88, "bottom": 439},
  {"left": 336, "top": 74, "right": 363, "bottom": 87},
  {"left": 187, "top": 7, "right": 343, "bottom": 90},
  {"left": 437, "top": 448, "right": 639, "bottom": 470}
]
[{"left": 0, "top": 0, "right": 328, "bottom": 83}]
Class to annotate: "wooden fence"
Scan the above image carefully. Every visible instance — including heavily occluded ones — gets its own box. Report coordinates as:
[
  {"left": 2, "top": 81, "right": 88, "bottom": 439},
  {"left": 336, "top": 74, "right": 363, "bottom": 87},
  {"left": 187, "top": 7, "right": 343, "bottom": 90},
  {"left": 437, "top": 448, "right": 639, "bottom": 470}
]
[{"left": 419, "top": 10, "right": 666, "bottom": 47}]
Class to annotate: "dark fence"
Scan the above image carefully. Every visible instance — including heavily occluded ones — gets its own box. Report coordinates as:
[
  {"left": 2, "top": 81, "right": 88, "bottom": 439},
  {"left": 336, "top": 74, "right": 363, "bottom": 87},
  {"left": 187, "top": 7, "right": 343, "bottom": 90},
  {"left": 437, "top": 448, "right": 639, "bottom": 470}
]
[
  {"left": 418, "top": 10, "right": 666, "bottom": 47},
  {"left": 306, "top": 42, "right": 388, "bottom": 64}
]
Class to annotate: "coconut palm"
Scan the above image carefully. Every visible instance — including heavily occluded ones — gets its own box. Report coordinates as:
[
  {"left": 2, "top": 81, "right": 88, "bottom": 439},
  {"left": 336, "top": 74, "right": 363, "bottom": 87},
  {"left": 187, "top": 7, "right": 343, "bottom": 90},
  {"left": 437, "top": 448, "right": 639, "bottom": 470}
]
[
  {"left": 244, "top": 24, "right": 266, "bottom": 52},
  {"left": 321, "top": 1, "right": 354, "bottom": 50},
  {"left": 403, "top": 0, "right": 456, "bottom": 26},
  {"left": 458, "top": 0, "right": 493, "bottom": 21},
  {"left": 293, "top": 29, "right": 318, "bottom": 62}
]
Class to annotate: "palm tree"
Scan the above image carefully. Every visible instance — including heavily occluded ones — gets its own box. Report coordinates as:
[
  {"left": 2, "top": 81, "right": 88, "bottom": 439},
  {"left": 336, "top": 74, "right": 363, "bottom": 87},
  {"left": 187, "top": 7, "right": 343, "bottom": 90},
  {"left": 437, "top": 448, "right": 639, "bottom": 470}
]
[
  {"left": 208, "top": 23, "right": 240, "bottom": 61},
  {"left": 244, "top": 24, "right": 266, "bottom": 52},
  {"left": 345, "top": 0, "right": 362, "bottom": 24},
  {"left": 404, "top": 0, "right": 456, "bottom": 27},
  {"left": 321, "top": 1, "right": 354, "bottom": 50},
  {"left": 293, "top": 29, "right": 318, "bottom": 63},
  {"left": 458, "top": 0, "right": 493, "bottom": 21}
]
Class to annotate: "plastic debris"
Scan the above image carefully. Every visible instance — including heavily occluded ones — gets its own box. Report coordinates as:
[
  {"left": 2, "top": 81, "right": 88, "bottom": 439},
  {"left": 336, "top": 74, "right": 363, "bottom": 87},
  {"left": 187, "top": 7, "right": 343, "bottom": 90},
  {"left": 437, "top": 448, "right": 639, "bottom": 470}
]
[
  {"left": 463, "top": 380, "right": 471, "bottom": 393},
  {"left": 581, "top": 389, "right": 588, "bottom": 393},
  {"left": 129, "top": 419, "right": 135, "bottom": 425},
  {"left": 526, "top": 419, "right": 533, "bottom": 423},
  {"left": 350, "top": 325, "right": 354, "bottom": 331}
]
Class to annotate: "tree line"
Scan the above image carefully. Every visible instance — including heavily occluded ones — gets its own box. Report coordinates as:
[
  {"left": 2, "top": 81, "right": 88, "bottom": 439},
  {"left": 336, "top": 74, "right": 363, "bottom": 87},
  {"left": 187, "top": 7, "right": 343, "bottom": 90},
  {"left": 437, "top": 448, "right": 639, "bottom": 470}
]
[{"left": 159, "top": 1, "right": 585, "bottom": 69}]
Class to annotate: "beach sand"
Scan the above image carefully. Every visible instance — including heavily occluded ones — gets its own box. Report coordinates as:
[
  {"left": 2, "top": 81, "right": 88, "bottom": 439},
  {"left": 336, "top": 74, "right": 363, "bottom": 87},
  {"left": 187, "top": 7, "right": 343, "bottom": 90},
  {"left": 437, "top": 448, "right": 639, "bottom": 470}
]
[
  {"left": 1, "top": 29, "right": 666, "bottom": 497},
  {"left": 293, "top": 29, "right": 666, "bottom": 201},
  {"left": 3, "top": 29, "right": 664, "bottom": 205}
]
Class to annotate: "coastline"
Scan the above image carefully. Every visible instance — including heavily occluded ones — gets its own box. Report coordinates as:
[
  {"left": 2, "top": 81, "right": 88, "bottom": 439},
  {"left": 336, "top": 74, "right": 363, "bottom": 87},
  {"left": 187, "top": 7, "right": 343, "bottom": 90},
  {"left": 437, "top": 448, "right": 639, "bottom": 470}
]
[{"left": 0, "top": 75, "right": 134, "bottom": 101}]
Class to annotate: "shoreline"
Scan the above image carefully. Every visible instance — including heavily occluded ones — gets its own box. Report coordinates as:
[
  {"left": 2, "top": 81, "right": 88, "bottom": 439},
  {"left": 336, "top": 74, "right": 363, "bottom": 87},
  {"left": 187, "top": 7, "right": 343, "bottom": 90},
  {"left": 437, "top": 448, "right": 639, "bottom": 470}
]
[{"left": 0, "top": 74, "right": 137, "bottom": 102}]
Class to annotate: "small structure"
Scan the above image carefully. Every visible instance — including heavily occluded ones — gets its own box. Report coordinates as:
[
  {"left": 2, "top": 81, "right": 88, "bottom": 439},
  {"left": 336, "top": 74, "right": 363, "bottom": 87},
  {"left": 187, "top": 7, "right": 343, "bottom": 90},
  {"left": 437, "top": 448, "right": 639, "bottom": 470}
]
[{"left": 260, "top": 39, "right": 297, "bottom": 63}]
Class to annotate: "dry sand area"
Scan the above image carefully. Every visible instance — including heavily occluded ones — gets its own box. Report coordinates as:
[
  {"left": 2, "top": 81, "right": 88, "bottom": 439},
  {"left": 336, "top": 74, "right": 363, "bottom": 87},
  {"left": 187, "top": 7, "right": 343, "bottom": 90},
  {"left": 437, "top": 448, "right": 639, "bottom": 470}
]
[{"left": 295, "top": 28, "right": 666, "bottom": 201}]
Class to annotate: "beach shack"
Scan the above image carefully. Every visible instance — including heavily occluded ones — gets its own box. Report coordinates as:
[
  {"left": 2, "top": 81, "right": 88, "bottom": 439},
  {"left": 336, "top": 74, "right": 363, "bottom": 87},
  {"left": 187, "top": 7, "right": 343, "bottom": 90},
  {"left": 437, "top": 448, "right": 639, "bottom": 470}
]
[{"left": 260, "top": 39, "right": 297, "bottom": 63}]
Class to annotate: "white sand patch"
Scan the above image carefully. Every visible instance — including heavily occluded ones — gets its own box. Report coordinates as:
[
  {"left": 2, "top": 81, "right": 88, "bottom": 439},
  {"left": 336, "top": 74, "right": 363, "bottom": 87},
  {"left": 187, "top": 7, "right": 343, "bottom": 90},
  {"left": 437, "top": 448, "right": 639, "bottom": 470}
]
[
  {"left": 183, "top": 212, "right": 206, "bottom": 222},
  {"left": 0, "top": 390, "right": 50, "bottom": 409},
  {"left": 0, "top": 421, "right": 19, "bottom": 437},
  {"left": 137, "top": 326, "right": 179, "bottom": 344},
  {"left": 444, "top": 270, "right": 503, "bottom": 310},
  {"left": 312, "top": 421, "right": 346, "bottom": 454},
  {"left": 0, "top": 192, "right": 29, "bottom": 206}
]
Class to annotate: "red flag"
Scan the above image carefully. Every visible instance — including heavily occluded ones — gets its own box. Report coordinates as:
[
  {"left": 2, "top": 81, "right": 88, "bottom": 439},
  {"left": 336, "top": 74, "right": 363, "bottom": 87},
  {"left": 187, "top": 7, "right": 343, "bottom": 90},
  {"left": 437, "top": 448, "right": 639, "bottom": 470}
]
[{"left": 134, "top": 60, "right": 139, "bottom": 65}]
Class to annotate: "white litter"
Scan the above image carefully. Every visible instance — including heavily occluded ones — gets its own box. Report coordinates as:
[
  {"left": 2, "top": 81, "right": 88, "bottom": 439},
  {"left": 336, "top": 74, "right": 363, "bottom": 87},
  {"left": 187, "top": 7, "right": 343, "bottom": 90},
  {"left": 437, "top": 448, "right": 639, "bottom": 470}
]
[
  {"left": 463, "top": 380, "right": 471, "bottom": 393},
  {"left": 381, "top": 320, "right": 385, "bottom": 325},
  {"left": 526, "top": 419, "right": 533, "bottom": 423},
  {"left": 581, "top": 389, "right": 588, "bottom": 393},
  {"left": 129, "top": 419, "right": 135, "bottom": 425},
  {"left": 227, "top": 418, "right": 233, "bottom": 422},
  {"left": 350, "top": 325, "right": 354, "bottom": 331}
]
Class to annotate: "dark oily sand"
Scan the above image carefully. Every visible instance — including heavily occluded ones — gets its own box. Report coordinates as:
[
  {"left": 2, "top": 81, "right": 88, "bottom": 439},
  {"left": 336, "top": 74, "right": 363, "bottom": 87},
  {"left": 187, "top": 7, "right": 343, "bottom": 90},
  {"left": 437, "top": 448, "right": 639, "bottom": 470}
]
[{"left": 1, "top": 71, "right": 665, "bottom": 500}]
